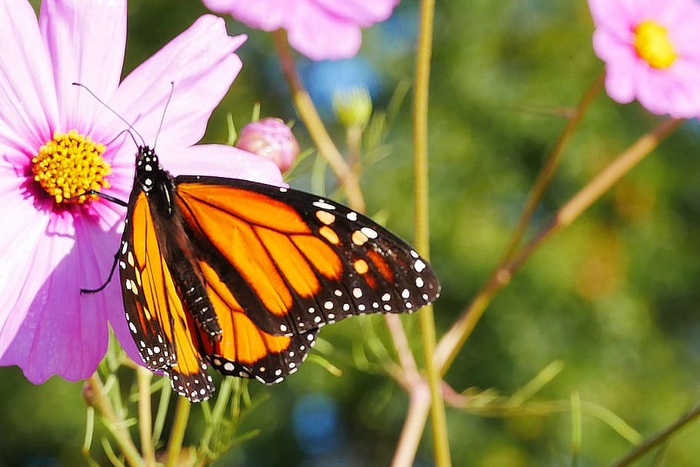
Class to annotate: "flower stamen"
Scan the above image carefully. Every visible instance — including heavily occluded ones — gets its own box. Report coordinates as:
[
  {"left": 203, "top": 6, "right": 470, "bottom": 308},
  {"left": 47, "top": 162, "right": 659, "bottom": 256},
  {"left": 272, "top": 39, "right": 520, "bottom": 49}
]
[
  {"left": 634, "top": 20, "right": 677, "bottom": 69},
  {"left": 32, "top": 130, "right": 111, "bottom": 204}
]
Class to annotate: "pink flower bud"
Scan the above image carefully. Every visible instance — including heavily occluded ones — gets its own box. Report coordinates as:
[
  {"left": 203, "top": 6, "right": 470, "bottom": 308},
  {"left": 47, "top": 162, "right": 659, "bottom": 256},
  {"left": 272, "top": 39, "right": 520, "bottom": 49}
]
[{"left": 236, "top": 118, "right": 300, "bottom": 173}]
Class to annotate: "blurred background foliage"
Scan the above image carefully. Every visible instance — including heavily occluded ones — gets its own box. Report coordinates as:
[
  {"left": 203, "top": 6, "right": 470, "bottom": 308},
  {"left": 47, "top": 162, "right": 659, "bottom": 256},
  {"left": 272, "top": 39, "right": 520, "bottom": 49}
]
[{"left": 7, "top": 0, "right": 700, "bottom": 465}]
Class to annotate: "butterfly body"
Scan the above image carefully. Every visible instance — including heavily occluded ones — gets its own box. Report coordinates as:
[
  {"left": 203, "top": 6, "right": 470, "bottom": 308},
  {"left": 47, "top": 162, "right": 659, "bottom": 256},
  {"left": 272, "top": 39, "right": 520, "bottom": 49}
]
[
  {"left": 129, "top": 148, "right": 222, "bottom": 341},
  {"left": 118, "top": 145, "right": 440, "bottom": 401}
]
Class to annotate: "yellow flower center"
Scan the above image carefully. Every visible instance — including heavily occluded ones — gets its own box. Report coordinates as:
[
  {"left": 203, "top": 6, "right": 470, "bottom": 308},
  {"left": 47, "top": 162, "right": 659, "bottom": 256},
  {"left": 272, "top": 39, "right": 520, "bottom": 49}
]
[
  {"left": 634, "top": 20, "right": 677, "bottom": 69},
  {"left": 32, "top": 130, "right": 111, "bottom": 204}
]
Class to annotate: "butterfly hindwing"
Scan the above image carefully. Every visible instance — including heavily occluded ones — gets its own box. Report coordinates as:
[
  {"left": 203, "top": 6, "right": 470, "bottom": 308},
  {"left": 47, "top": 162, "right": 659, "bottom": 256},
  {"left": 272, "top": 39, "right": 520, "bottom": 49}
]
[
  {"left": 196, "top": 258, "right": 319, "bottom": 384},
  {"left": 173, "top": 176, "right": 440, "bottom": 337}
]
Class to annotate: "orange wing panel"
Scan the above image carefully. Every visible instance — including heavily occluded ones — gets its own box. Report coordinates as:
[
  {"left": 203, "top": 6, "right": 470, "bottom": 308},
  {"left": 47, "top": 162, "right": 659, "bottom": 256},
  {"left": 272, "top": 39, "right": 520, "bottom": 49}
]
[
  {"left": 179, "top": 195, "right": 294, "bottom": 317},
  {"left": 199, "top": 260, "right": 292, "bottom": 366},
  {"left": 291, "top": 235, "right": 343, "bottom": 280},
  {"left": 367, "top": 249, "right": 395, "bottom": 284},
  {"left": 254, "top": 227, "right": 321, "bottom": 297},
  {"left": 177, "top": 184, "right": 311, "bottom": 234}
]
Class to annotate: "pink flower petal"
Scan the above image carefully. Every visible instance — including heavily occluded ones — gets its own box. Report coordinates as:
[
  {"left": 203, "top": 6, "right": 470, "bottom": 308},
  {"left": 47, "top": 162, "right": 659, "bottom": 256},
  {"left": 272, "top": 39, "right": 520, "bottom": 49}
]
[
  {"left": 163, "top": 144, "right": 285, "bottom": 186},
  {"left": 0, "top": 212, "right": 101, "bottom": 383},
  {"left": 0, "top": 200, "right": 49, "bottom": 335},
  {"left": 39, "top": 0, "right": 127, "bottom": 132},
  {"left": 588, "top": 0, "right": 637, "bottom": 32},
  {"left": 603, "top": 55, "right": 639, "bottom": 105},
  {"left": 203, "top": 0, "right": 286, "bottom": 31},
  {"left": 314, "top": 0, "right": 399, "bottom": 27},
  {"left": 110, "top": 15, "right": 245, "bottom": 150},
  {"left": 0, "top": 1, "right": 57, "bottom": 149},
  {"left": 9, "top": 214, "right": 123, "bottom": 384},
  {"left": 203, "top": 0, "right": 398, "bottom": 60},
  {"left": 287, "top": 1, "right": 362, "bottom": 60},
  {"left": 592, "top": 28, "right": 634, "bottom": 63}
]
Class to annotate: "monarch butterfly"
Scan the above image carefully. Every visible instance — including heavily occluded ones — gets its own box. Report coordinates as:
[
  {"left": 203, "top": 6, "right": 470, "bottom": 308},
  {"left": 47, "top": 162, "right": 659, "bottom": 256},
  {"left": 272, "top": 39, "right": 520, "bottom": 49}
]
[{"left": 113, "top": 144, "right": 440, "bottom": 402}]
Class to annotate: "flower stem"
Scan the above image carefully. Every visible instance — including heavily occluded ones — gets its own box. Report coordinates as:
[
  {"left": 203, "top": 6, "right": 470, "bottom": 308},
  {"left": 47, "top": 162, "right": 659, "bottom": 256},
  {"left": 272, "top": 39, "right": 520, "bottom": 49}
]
[
  {"left": 435, "top": 117, "right": 682, "bottom": 373},
  {"left": 165, "top": 396, "right": 191, "bottom": 467},
  {"left": 613, "top": 404, "right": 700, "bottom": 466},
  {"left": 136, "top": 367, "right": 155, "bottom": 467},
  {"left": 347, "top": 125, "right": 364, "bottom": 177},
  {"left": 86, "top": 374, "right": 144, "bottom": 467},
  {"left": 413, "top": 0, "right": 451, "bottom": 466},
  {"left": 499, "top": 73, "right": 604, "bottom": 263},
  {"left": 392, "top": 381, "right": 431, "bottom": 467},
  {"left": 273, "top": 30, "right": 365, "bottom": 212}
]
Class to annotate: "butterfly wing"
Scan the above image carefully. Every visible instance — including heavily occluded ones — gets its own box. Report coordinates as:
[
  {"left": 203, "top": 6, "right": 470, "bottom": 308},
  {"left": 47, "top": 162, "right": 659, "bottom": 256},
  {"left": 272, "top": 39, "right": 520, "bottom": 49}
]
[
  {"left": 173, "top": 176, "right": 440, "bottom": 339},
  {"left": 197, "top": 259, "right": 319, "bottom": 384},
  {"left": 119, "top": 159, "right": 439, "bottom": 400},
  {"left": 119, "top": 189, "right": 214, "bottom": 401}
]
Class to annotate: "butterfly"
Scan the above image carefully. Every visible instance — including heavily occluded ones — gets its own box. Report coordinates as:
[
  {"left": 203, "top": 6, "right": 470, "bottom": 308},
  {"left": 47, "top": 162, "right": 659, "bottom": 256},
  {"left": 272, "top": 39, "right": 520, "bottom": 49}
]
[{"left": 113, "top": 144, "right": 440, "bottom": 402}]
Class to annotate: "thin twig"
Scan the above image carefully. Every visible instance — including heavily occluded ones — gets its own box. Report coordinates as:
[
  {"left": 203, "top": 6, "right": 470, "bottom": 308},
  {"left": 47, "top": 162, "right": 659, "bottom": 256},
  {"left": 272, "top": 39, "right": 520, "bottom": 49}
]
[
  {"left": 613, "top": 404, "right": 700, "bottom": 466},
  {"left": 86, "top": 374, "right": 144, "bottom": 467},
  {"left": 165, "top": 396, "right": 191, "bottom": 467},
  {"left": 391, "top": 381, "right": 432, "bottom": 467},
  {"left": 435, "top": 118, "right": 682, "bottom": 373},
  {"left": 272, "top": 30, "right": 365, "bottom": 212},
  {"left": 137, "top": 367, "right": 155, "bottom": 467},
  {"left": 499, "top": 73, "right": 604, "bottom": 263}
]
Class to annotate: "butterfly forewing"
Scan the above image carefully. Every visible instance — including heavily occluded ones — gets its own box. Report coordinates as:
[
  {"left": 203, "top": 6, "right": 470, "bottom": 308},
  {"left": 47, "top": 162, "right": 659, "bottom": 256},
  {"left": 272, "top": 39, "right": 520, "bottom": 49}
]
[
  {"left": 174, "top": 176, "right": 440, "bottom": 336},
  {"left": 120, "top": 189, "right": 214, "bottom": 400}
]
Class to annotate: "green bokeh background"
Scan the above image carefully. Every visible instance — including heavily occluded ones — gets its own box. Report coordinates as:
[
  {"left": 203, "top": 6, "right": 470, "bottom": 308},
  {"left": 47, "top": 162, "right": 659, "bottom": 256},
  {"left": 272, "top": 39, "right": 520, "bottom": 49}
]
[{"left": 5, "top": 1, "right": 700, "bottom": 465}]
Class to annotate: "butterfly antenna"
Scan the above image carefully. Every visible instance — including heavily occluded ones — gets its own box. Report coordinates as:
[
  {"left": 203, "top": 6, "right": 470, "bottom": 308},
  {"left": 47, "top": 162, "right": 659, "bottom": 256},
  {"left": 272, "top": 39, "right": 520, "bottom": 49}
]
[
  {"left": 153, "top": 82, "right": 175, "bottom": 150},
  {"left": 72, "top": 82, "right": 146, "bottom": 148}
]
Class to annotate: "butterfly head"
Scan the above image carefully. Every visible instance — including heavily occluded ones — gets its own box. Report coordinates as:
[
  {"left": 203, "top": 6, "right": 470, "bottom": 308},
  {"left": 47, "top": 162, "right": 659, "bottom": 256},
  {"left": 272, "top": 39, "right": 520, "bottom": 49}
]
[{"left": 135, "top": 145, "right": 164, "bottom": 194}]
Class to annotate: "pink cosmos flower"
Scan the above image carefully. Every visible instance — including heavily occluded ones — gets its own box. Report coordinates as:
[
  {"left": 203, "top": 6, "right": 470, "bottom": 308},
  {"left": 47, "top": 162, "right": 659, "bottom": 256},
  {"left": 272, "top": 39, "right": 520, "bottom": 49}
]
[
  {"left": 202, "top": 0, "right": 400, "bottom": 60},
  {"left": 0, "top": 0, "right": 283, "bottom": 385},
  {"left": 589, "top": 0, "right": 700, "bottom": 118}
]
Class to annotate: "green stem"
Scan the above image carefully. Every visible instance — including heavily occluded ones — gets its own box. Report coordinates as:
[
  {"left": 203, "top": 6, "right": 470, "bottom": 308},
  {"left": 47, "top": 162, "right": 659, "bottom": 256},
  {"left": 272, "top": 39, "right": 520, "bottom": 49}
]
[
  {"left": 165, "top": 396, "right": 191, "bottom": 467},
  {"left": 613, "top": 404, "right": 700, "bottom": 466},
  {"left": 413, "top": 0, "right": 451, "bottom": 466},
  {"left": 86, "top": 374, "right": 144, "bottom": 467},
  {"left": 273, "top": 30, "right": 365, "bottom": 212},
  {"left": 435, "top": 118, "right": 681, "bottom": 373},
  {"left": 136, "top": 367, "right": 155, "bottom": 467},
  {"left": 346, "top": 125, "right": 363, "bottom": 177}
]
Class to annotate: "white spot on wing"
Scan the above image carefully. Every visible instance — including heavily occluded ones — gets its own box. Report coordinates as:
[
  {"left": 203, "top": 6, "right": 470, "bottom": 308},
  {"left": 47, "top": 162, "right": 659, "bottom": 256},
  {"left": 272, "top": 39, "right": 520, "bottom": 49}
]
[
  {"left": 312, "top": 199, "right": 336, "bottom": 210},
  {"left": 360, "top": 227, "right": 378, "bottom": 239}
]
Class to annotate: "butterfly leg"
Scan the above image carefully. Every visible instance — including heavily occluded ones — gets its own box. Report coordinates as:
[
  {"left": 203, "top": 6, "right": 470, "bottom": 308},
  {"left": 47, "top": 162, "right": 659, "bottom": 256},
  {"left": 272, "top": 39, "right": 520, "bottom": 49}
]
[
  {"left": 78, "top": 189, "right": 128, "bottom": 295},
  {"left": 81, "top": 249, "right": 120, "bottom": 294}
]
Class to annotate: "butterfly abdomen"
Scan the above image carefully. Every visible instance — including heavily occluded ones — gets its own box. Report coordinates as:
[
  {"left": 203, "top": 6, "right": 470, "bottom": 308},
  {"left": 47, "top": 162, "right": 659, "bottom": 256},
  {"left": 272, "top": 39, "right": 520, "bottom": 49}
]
[{"left": 166, "top": 244, "right": 223, "bottom": 341}]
